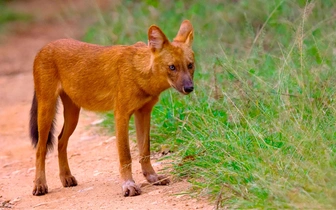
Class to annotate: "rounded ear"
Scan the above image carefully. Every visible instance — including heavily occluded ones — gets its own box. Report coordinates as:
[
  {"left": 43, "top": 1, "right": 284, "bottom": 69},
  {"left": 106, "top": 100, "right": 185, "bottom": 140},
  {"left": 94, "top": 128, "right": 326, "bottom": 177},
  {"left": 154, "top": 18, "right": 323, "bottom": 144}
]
[
  {"left": 173, "top": 20, "right": 194, "bottom": 47},
  {"left": 148, "top": 25, "right": 169, "bottom": 53}
]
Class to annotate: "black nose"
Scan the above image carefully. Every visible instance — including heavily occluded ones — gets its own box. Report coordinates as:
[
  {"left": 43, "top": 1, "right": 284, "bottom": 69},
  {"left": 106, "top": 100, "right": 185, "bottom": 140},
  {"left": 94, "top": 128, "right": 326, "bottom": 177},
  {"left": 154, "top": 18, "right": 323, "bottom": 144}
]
[{"left": 183, "top": 86, "right": 194, "bottom": 93}]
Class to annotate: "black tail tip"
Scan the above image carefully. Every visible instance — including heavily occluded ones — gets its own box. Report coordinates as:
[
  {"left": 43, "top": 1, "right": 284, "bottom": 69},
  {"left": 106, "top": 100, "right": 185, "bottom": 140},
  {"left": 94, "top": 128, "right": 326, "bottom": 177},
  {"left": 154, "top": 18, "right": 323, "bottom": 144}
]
[{"left": 29, "top": 92, "right": 55, "bottom": 152}]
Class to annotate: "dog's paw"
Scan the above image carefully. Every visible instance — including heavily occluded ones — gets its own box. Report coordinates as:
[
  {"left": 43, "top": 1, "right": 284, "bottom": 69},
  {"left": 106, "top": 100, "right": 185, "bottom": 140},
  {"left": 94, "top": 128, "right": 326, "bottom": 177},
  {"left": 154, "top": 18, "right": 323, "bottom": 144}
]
[
  {"left": 122, "top": 180, "right": 141, "bottom": 197},
  {"left": 146, "top": 174, "right": 170, "bottom": 185},
  {"left": 60, "top": 175, "right": 78, "bottom": 187},
  {"left": 32, "top": 182, "right": 48, "bottom": 196}
]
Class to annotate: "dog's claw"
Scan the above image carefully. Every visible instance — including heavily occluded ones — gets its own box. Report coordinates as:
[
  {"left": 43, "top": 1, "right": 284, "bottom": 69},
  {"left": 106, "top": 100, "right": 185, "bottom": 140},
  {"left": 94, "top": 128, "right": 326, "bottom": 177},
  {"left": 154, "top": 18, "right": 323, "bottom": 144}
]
[
  {"left": 145, "top": 174, "right": 170, "bottom": 185},
  {"left": 60, "top": 175, "right": 78, "bottom": 187},
  {"left": 122, "top": 180, "right": 141, "bottom": 197},
  {"left": 32, "top": 184, "right": 48, "bottom": 196},
  {"left": 156, "top": 175, "right": 170, "bottom": 185}
]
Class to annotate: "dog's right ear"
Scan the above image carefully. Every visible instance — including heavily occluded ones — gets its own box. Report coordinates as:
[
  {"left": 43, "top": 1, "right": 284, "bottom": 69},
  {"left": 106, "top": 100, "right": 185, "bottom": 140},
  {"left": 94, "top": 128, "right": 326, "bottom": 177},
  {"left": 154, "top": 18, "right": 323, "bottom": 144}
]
[
  {"left": 173, "top": 20, "right": 194, "bottom": 47},
  {"left": 148, "top": 25, "right": 169, "bottom": 53}
]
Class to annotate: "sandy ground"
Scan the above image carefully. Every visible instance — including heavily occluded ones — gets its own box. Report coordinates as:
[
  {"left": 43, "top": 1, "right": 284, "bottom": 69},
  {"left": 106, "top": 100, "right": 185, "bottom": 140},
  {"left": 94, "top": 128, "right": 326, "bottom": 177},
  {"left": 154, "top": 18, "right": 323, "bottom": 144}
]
[{"left": 0, "top": 1, "right": 212, "bottom": 209}]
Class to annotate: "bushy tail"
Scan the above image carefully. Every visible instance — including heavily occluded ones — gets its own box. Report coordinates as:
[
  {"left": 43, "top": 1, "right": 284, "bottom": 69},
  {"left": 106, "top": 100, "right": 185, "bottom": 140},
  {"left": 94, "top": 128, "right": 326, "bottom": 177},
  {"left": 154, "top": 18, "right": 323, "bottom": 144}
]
[{"left": 29, "top": 91, "right": 55, "bottom": 151}]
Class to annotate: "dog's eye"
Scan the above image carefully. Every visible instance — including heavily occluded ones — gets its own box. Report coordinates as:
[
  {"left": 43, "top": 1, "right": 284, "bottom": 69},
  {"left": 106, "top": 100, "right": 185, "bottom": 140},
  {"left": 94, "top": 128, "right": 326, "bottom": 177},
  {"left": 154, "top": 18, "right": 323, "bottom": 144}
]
[
  {"left": 169, "top": 65, "right": 176, "bottom": 71},
  {"left": 187, "top": 63, "right": 193, "bottom": 69}
]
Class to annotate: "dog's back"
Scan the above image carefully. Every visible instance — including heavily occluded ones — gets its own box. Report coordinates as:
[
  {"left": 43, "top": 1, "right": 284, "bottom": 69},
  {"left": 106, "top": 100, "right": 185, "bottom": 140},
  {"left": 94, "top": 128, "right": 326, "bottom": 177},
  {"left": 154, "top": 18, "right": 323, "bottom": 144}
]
[{"left": 33, "top": 39, "right": 153, "bottom": 111}]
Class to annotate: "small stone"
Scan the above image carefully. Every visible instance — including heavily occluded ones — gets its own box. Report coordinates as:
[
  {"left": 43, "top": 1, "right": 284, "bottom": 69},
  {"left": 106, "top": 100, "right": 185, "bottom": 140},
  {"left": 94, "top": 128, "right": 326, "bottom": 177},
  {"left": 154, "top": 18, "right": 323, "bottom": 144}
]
[
  {"left": 11, "top": 170, "right": 20, "bottom": 175},
  {"left": 93, "top": 171, "right": 102, "bottom": 176},
  {"left": 91, "top": 119, "right": 104, "bottom": 125},
  {"left": 70, "top": 153, "right": 81, "bottom": 158},
  {"left": 78, "top": 187, "right": 94, "bottom": 192},
  {"left": 9, "top": 197, "right": 21, "bottom": 205},
  {"left": 27, "top": 167, "right": 35, "bottom": 173},
  {"left": 176, "top": 194, "right": 185, "bottom": 199},
  {"left": 105, "top": 136, "right": 116, "bottom": 143}
]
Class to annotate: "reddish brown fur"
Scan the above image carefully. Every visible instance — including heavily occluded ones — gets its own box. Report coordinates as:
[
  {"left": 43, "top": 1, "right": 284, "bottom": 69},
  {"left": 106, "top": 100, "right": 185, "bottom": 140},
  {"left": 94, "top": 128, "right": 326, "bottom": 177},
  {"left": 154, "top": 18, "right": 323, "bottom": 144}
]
[{"left": 30, "top": 20, "right": 195, "bottom": 197}]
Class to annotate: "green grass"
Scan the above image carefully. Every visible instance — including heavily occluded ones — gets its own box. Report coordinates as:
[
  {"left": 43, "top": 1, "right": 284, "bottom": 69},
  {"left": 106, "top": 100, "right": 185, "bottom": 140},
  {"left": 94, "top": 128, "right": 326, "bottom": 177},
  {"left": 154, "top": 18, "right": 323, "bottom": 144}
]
[
  {"left": 84, "top": 0, "right": 336, "bottom": 208},
  {"left": 0, "top": 2, "right": 32, "bottom": 32}
]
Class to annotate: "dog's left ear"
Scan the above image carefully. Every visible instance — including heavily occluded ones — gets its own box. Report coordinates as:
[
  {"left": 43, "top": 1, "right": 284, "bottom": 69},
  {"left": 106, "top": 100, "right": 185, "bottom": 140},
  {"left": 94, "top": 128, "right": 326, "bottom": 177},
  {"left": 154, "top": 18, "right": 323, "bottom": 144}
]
[
  {"left": 148, "top": 25, "right": 169, "bottom": 53},
  {"left": 173, "top": 20, "right": 194, "bottom": 47}
]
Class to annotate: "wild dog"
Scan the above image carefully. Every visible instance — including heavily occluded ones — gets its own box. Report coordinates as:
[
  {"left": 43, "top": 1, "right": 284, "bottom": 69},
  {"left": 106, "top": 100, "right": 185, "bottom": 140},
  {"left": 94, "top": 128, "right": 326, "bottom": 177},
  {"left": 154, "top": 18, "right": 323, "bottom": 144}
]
[{"left": 29, "top": 20, "right": 195, "bottom": 197}]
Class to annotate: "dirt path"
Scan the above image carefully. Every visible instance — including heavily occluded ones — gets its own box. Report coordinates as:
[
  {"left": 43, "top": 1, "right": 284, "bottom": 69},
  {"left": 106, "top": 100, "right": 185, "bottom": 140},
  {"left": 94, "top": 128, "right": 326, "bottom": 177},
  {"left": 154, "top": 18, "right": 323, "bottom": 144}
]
[{"left": 0, "top": 1, "right": 211, "bottom": 209}]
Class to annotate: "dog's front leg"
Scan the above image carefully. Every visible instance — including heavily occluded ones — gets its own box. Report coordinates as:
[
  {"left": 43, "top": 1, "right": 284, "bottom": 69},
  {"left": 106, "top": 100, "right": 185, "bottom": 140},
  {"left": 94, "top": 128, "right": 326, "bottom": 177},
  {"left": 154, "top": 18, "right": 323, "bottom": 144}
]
[
  {"left": 134, "top": 98, "right": 170, "bottom": 186},
  {"left": 115, "top": 111, "right": 141, "bottom": 196}
]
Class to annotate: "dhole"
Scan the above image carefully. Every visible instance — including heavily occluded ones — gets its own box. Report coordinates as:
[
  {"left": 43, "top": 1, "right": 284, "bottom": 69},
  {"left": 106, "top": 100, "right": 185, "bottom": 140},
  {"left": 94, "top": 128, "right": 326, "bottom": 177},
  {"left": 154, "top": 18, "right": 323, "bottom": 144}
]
[{"left": 29, "top": 20, "right": 195, "bottom": 197}]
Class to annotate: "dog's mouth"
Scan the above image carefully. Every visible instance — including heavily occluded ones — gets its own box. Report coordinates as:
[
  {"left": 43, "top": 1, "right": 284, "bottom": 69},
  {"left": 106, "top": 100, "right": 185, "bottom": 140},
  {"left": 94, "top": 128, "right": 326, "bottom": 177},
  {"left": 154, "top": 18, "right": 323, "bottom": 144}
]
[
  {"left": 173, "top": 86, "right": 191, "bottom": 95},
  {"left": 168, "top": 79, "right": 190, "bottom": 95}
]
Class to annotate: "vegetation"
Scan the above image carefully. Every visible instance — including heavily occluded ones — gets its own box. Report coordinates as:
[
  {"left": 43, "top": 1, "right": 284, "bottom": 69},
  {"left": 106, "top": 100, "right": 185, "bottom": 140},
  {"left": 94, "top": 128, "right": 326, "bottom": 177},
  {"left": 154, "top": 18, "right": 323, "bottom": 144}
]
[
  {"left": 84, "top": 0, "right": 336, "bottom": 208},
  {"left": 0, "top": 2, "right": 32, "bottom": 32}
]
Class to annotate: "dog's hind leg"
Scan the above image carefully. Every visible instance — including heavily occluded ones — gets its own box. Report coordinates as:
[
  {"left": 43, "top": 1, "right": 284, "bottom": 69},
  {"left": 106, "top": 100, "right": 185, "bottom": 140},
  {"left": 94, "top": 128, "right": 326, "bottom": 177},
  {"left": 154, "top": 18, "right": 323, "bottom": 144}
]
[
  {"left": 33, "top": 93, "right": 58, "bottom": 196},
  {"left": 58, "top": 91, "right": 80, "bottom": 188}
]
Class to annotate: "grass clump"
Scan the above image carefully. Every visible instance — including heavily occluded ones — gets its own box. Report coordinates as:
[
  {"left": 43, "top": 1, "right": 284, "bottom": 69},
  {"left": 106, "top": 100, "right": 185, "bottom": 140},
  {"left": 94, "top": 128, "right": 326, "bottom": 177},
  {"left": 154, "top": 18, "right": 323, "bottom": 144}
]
[
  {"left": 0, "top": 3, "right": 31, "bottom": 23},
  {"left": 84, "top": 0, "right": 336, "bottom": 208},
  {"left": 0, "top": 2, "right": 32, "bottom": 33}
]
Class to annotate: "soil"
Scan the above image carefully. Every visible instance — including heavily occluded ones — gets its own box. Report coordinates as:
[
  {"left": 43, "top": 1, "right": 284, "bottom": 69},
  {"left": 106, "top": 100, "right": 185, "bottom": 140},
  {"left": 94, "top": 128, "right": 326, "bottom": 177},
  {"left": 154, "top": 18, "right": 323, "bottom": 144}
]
[{"left": 0, "top": 1, "right": 212, "bottom": 209}]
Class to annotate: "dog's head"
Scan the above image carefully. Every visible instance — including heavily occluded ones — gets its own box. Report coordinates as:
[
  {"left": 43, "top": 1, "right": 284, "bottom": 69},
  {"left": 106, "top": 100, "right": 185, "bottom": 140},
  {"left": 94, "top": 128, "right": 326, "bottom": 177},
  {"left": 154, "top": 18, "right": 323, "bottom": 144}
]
[{"left": 148, "top": 20, "right": 195, "bottom": 95}]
